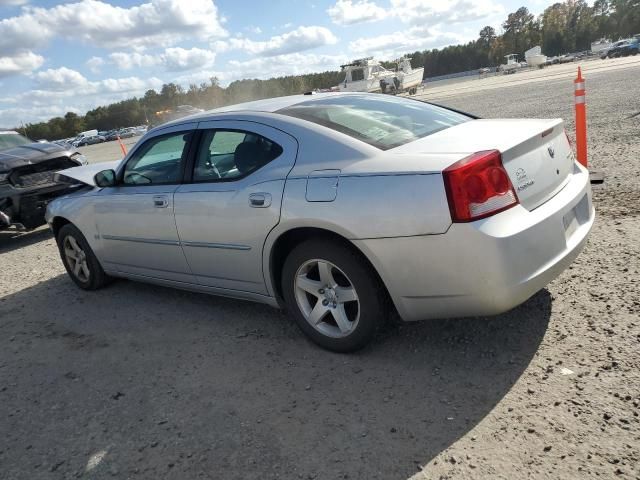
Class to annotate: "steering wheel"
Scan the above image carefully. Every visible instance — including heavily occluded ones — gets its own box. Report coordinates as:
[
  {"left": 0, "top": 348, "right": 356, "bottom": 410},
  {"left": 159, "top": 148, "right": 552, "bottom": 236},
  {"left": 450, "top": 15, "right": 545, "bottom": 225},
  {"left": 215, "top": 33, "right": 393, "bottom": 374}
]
[
  {"left": 124, "top": 171, "right": 151, "bottom": 185},
  {"left": 205, "top": 157, "right": 222, "bottom": 178}
]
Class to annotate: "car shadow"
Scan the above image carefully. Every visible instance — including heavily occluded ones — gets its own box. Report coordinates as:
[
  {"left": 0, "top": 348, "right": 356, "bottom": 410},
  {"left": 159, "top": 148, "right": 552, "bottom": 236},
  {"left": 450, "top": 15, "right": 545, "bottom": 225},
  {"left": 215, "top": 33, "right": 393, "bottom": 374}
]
[
  {"left": 0, "top": 226, "right": 52, "bottom": 254},
  {"left": 0, "top": 275, "right": 551, "bottom": 479}
]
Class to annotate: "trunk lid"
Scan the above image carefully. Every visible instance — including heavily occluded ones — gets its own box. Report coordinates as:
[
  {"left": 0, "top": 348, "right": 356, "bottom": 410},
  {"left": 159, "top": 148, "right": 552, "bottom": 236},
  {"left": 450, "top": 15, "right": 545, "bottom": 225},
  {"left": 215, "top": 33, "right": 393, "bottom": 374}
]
[{"left": 393, "top": 118, "right": 574, "bottom": 211}]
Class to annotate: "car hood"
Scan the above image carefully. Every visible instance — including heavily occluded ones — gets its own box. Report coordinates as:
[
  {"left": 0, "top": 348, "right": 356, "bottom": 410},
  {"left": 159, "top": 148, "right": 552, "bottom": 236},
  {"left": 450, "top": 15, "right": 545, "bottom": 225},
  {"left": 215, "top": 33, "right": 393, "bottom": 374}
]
[
  {"left": 0, "top": 142, "right": 72, "bottom": 170},
  {"left": 54, "top": 160, "right": 122, "bottom": 186}
]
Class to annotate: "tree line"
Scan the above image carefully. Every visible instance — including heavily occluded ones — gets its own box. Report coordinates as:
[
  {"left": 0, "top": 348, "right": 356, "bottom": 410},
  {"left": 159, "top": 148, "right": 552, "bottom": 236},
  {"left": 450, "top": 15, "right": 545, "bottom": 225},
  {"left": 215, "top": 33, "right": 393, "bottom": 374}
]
[{"left": 21, "top": 0, "right": 639, "bottom": 141}]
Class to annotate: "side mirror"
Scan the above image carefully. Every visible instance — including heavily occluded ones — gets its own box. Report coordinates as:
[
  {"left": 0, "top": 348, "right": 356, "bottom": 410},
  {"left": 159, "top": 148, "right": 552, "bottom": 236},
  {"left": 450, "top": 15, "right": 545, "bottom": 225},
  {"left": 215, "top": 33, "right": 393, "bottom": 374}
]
[{"left": 94, "top": 169, "right": 116, "bottom": 188}]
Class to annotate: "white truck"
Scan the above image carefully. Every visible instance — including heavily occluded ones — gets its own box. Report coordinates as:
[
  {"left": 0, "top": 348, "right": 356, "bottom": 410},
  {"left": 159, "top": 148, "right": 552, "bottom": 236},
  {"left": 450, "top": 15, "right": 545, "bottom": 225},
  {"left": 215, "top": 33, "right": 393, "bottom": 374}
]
[{"left": 71, "top": 130, "right": 98, "bottom": 147}]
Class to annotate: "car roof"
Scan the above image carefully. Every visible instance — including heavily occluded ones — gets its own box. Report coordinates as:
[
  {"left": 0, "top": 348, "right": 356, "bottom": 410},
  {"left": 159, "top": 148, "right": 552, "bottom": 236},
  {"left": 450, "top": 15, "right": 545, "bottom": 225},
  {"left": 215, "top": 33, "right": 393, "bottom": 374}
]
[
  {"left": 162, "top": 92, "right": 374, "bottom": 127},
  {"left": 207, "top": 92, "right": 344, "bottom": 114}
]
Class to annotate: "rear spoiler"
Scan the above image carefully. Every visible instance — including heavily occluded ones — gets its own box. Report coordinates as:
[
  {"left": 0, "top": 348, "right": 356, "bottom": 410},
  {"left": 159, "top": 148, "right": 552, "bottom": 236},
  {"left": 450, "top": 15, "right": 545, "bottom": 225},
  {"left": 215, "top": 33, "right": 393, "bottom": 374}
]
[{"left": 426, "top": 102, "right": 480, "bottom": 119}]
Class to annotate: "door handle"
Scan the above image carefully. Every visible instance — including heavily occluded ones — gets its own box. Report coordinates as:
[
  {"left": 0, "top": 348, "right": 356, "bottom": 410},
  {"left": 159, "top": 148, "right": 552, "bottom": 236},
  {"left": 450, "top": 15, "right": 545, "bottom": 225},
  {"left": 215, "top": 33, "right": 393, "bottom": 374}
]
[
  {"left": 249, "top": 193, "right": 272, "bottom": 208},
  {"left": 153, "top": 195, "right": 169, "bottom": 208}
]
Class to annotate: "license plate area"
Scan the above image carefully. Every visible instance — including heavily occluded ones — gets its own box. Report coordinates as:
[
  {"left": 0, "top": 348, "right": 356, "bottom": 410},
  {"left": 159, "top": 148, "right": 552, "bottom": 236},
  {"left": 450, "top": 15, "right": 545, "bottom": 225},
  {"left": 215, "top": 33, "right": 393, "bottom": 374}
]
[{"left": 563, "top": 193, "right": 590, "bottom": 240}]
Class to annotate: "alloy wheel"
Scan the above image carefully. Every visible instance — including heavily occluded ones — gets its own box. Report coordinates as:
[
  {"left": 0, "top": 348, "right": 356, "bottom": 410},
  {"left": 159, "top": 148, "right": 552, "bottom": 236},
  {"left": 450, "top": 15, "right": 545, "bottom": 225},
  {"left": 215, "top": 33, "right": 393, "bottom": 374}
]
[
  {"left": 63, "top": 235, "right": 90, "bottom": 283},
  {"left": 294, "top": 259, "right": 360, "bottom": 338}
]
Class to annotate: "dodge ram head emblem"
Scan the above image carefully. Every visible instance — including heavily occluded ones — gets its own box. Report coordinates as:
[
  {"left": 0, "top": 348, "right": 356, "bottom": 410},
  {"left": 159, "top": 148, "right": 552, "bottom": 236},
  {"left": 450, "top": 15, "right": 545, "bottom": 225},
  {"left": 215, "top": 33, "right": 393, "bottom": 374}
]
[{"left": 548, "top": 146, "right": 555, "bottom": 158}]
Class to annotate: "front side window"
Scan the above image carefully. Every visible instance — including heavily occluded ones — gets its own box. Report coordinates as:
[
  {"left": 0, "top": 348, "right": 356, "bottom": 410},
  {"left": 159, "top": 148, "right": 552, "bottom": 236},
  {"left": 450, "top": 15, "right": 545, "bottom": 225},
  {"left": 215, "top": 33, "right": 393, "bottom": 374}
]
[
  {"left": 277, "top": 95, "right": 471, "bottom": 150},
  {"left": 192, "top": 129, "right": 283, "bottom": 182},
  {"left": 123, "top": 131, "right": 191, "bottom": 185}
]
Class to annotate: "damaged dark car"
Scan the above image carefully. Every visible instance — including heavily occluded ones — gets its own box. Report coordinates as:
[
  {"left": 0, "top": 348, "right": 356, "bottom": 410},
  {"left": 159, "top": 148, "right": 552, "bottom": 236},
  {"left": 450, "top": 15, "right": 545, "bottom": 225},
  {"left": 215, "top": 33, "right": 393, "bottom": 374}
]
[{"left": 0, "top": 130, "right": 87, "bottom": 230}]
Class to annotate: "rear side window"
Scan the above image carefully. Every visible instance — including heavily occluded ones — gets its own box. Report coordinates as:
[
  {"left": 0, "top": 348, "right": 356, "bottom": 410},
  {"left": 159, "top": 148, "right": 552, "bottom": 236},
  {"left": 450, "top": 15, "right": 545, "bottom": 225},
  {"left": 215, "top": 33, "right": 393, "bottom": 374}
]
[
  {"left": 277, "top": 95, "right": 470, "bottom": 150},
  {"left": 193, "top": 129, "right": 283, "bottom": 182}
]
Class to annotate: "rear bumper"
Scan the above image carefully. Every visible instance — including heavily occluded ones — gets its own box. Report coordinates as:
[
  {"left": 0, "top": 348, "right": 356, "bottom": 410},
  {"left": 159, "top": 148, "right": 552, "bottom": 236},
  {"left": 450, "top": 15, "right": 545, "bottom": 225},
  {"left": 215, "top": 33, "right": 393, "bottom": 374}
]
[{"left": 355, "top": 162, "right": 594, "bottom": 321}]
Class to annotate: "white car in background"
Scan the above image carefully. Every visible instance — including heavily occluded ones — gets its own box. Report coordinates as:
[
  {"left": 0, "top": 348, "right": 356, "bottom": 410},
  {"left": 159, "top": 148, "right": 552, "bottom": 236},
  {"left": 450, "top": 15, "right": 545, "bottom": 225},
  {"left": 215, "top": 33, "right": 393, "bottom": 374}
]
[{"left": 46, "top": 93, "right": 594, "bottom": 352}]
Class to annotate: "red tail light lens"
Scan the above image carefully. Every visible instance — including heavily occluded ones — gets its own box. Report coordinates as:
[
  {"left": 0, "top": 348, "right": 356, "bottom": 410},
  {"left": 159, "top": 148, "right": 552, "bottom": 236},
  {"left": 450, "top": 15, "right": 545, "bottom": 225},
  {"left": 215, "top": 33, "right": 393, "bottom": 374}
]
[{"left": 443, "top": 150, "right": 519, "bottom": 222}]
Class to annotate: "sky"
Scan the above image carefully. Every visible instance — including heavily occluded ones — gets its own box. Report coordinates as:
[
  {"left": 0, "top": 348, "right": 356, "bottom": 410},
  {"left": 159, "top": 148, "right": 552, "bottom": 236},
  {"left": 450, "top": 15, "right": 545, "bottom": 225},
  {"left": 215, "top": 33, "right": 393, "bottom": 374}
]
[{"left": 0, "top": 0, "right": 556, "bottom": 127}]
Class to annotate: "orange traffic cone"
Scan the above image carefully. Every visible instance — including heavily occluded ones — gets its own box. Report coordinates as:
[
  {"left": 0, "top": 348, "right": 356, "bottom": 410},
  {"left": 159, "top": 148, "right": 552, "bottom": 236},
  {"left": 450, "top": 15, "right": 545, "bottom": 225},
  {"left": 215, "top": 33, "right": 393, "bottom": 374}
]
[
  {"left": 116, "top": 135, "right": 127, "bottom": 157},
  {"left": 573, "top": 67, "right": 604, "bottom": 184}
]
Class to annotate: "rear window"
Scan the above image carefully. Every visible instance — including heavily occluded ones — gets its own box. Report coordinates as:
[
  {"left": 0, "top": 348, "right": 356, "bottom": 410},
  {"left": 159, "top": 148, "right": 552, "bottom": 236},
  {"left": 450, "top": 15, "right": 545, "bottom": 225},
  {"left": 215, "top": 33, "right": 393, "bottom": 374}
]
[{"left": 277, "top": 95, "right": 471, "bottom": 150}]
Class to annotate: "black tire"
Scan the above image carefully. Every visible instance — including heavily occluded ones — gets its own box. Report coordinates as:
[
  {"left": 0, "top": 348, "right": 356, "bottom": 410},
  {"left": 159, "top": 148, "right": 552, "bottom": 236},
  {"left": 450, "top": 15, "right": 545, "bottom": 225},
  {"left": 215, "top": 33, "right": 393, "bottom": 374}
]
[
  {"left": 281, "top": 239, "right": 386, "bottom": 352},
  {"left": 56, "top": 223, "right": 110, "bottom": 290}
]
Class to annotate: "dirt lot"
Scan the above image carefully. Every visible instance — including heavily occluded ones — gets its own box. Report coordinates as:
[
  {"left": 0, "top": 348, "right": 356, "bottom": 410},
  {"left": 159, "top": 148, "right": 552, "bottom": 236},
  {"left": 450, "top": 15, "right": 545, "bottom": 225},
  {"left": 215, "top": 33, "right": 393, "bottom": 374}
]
[{"left": 1, "top": 59, "right": 639, "bottom": 480}]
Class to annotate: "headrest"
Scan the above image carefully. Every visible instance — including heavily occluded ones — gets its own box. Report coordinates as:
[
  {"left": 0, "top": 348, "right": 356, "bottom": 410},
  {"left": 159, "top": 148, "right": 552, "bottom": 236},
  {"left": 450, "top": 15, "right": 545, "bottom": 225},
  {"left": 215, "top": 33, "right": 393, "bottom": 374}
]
[{"left": 234, "top": 142, "right": 264, "bottom": 174}]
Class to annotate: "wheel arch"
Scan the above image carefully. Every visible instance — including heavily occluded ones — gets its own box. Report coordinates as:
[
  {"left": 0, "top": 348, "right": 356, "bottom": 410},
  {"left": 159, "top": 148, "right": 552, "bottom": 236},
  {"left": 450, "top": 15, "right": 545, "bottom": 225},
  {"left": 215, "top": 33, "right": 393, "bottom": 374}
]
[
  {"left": 51, "top": 216, "right": 72, "bottom": 238},
  {"left": 265, "top": 225, "right": 394, "bottom": 312}
]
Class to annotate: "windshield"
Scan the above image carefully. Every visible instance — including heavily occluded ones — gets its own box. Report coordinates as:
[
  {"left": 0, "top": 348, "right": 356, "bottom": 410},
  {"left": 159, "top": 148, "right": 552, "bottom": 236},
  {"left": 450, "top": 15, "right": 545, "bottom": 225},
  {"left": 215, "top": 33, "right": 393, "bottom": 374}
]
[
  {"left": 277, "top": 95, "right": 471, "bottom": 150},
  {"left": 0, "top": 131, "right": 32, "bottom": 151}
]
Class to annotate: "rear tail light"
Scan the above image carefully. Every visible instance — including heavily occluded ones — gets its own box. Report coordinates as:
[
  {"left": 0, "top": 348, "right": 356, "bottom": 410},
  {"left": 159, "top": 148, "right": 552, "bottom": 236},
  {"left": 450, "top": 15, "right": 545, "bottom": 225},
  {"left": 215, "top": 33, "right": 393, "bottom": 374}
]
[{"left": 443, "top": 150, "right": 519, "bottom": 222}]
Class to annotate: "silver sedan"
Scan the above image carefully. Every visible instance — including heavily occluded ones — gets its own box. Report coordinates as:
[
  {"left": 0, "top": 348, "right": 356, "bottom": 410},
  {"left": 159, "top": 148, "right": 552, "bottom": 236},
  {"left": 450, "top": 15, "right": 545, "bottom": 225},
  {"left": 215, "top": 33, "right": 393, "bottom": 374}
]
[{"left": 46, "top": 93, "right": 594, "bottom": 352}]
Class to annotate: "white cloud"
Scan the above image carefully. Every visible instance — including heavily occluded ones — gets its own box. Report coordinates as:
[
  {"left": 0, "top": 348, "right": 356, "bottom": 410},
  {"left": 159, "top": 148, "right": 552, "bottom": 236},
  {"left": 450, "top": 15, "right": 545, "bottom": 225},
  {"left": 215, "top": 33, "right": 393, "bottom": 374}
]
[
  {"left": 327, "top": 0, "right": 503, "bottom": 27},
  {"left": 344, "top": 0, "right": 504, "bottom": 58},
  {"left": 163, "top": 47, "right": 216, "bottom": 71},
  {"left": 100, "top": 75, "right": 162, "bottom": 94},
  {"left": 0, "top": 0, "right": 227, "bottom": 56},
  {"left": 109, "top": 52, "right": 158, "bottom": 70},
  {"left": 225, "top": 53, "right": 348, "bottom": 82},
  {"left": 390, "top": 0, "right": 504, "bottom": 26},
  {"left": 350, "top": 25, "right": 465, "bottom": 58},
  {"left": 0, "top": 66, "right": 164, "bottom": 126},
  {"left": 32, "top": 66, "right": 162, "bottom": 97},
  {"left": 0, "top": 51, "right": 43, "bottom": 77},
  {"left": 0, "top": 104, "right": 75, "bottom": 129},
  {"left": 86, "top": 56, "right": 105, "bottom": 74},
  {"left": 34, "top": 67, "right": 88, "bottom": 91},
  {"left": 0, "top": 0, "right": 29, "bottom": 5},
  {"left": 0, "top": 12, "right": 51, "bottom": 55},
  {"left": 327, "top": 0, "right": 386, "bottom": 25},
  {"left": 107, "top": 47, "right": 216, "bottom": 72},
  {"left": 223, "top": 26, "right": 338, "bottom": 57}
]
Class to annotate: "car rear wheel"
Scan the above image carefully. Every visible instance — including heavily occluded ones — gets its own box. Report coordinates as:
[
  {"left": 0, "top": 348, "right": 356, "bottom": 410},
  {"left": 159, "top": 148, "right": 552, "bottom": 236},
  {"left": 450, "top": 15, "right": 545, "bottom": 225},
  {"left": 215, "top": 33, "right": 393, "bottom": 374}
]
[
  {"left": 282, "top": 239, "right": 386, "bottom": 352},
  {"left": 57, "top": 223, "right": 110, "bottom": 290}
]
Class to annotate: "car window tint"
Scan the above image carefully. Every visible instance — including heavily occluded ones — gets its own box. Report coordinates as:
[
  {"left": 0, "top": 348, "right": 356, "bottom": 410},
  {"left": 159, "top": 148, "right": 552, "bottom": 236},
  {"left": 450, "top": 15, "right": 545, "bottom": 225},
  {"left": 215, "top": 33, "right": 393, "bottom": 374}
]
[
  {"left": 123, "top": 132, "right": 191, "bottom": 185},
  {"left": 277, "top": 94, "right": 471, "bottom": 150},
  {"left": 193, "top": 129, "right": 283, "bottom": 182}
]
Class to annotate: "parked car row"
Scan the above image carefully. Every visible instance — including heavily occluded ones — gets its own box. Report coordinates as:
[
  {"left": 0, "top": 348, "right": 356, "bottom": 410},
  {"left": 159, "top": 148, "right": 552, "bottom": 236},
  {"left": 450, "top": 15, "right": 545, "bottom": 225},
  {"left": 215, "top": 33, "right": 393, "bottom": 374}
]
[{"left": 53, "top": 125, "right": 148, "bottom": 149}]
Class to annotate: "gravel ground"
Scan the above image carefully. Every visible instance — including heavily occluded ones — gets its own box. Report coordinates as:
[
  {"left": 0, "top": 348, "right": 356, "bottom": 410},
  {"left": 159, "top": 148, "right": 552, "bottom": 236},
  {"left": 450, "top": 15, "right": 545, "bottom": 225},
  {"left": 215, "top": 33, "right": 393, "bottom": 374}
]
[{"left": 1, "top": 61, "right": 638, "bottom": 480}]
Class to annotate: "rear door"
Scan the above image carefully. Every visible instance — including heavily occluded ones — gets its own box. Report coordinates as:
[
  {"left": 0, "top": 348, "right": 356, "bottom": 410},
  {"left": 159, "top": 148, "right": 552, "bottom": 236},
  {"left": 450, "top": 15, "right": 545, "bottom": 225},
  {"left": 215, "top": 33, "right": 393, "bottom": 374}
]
[{"left": 174, "top": 120, "right": 298, "bottom": 294}]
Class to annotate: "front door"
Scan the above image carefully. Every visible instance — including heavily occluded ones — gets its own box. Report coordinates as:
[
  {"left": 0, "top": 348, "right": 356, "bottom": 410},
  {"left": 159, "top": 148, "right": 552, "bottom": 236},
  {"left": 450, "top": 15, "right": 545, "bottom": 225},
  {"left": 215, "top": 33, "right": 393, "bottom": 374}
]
[
  {"left": 174, "top": 120, "right": 298, "bottom": 294},
  {"left": 94, "top": 126, "right": 196, "bottom": 283}
]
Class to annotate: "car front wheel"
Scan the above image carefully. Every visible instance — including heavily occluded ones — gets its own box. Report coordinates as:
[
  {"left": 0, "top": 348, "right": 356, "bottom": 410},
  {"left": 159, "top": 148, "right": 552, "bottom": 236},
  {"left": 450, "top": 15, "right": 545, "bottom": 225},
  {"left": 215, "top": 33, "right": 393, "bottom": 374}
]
[
  {"left": 57, "top": 223, "right": 110, "bottom": 290},
  {"left": 282, "top": 239, "right": 386, "bottom": 352}
]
